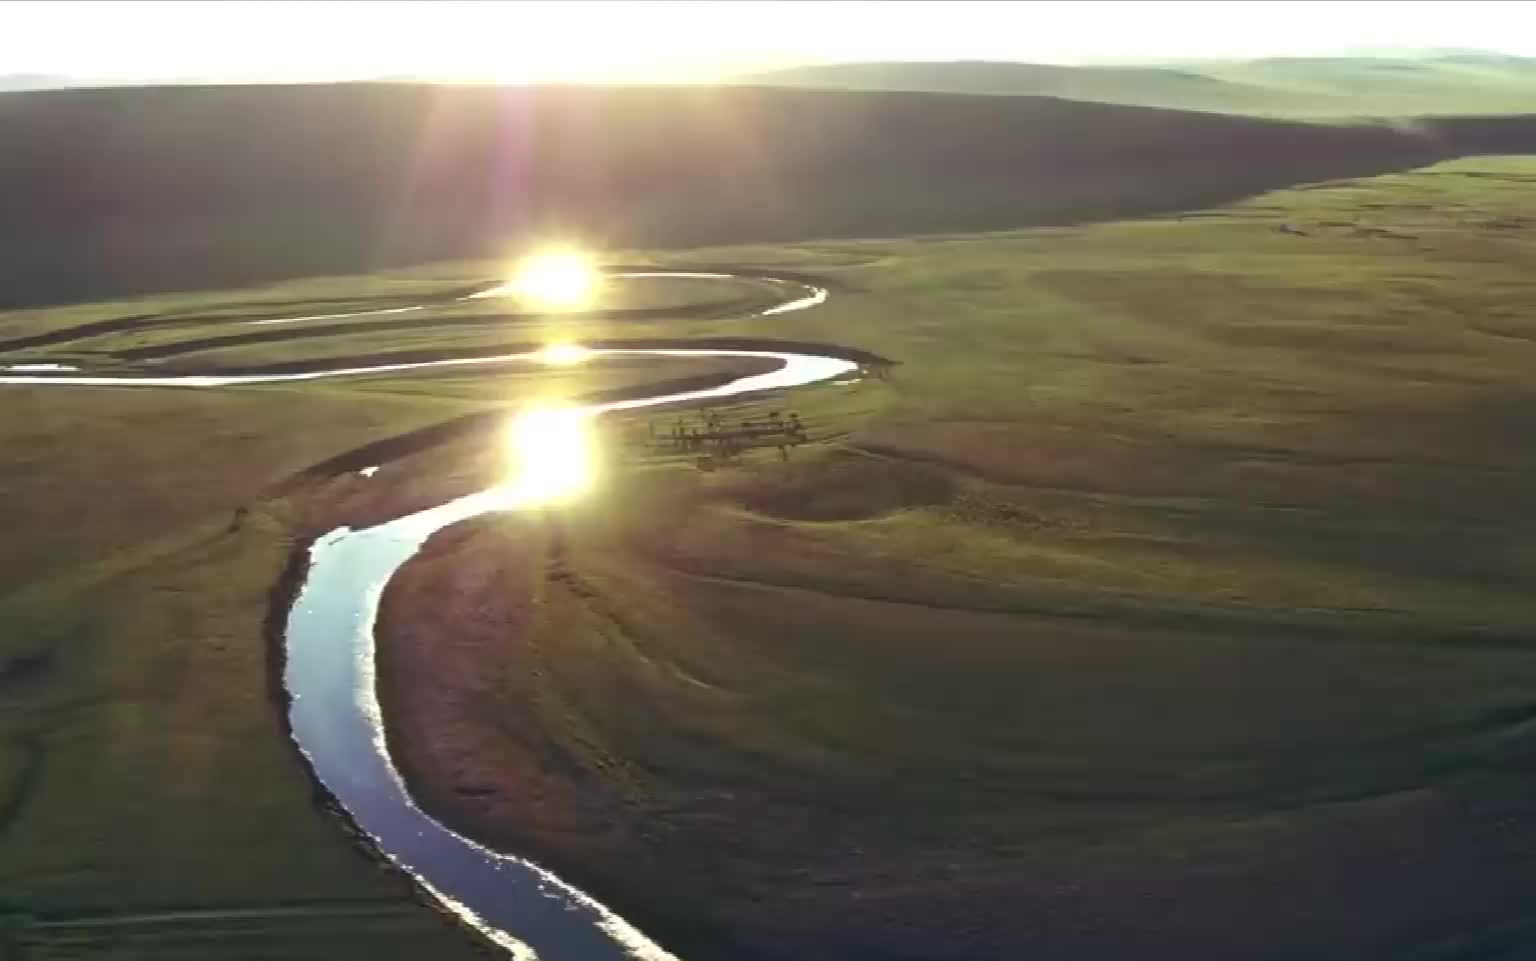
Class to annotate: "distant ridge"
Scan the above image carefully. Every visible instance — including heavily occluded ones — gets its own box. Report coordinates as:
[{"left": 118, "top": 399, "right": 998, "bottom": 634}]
[
  {"left": 1, "top": 82, "right": 1531, "bottom": 306},
  {"left": 741, "top": 54, "right": 1536, "bottom": 116},
  {"left": 0, "top": 73, "right": 82, "bottom": 92}
]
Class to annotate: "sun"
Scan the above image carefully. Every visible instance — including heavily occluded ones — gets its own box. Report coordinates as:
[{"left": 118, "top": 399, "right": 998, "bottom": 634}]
[{"left": 509, "top": 249, "right": 600, "bottom": 310}]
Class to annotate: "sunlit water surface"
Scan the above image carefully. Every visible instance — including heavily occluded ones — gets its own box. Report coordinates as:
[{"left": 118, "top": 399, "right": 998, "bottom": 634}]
[
  {"left": 284, "top": 349, "right": 853, "bottom": 959},
  {"left": 0, "top": 268, "right": 854, "bottom": 959}
]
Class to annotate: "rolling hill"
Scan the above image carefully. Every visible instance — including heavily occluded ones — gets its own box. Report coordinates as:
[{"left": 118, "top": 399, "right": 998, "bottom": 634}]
[
  {"left": 741, "top": 54, "right": 1536, "bottom": 117},
  {"left": 1, "top": 82, "right": 1531, "bottom": 307},
  {"left": 738, "top": 60, "right": 1345, "bottom": 115},
  {"left": 1201, "top": 54, "right": 1536, "bottom": 114}
]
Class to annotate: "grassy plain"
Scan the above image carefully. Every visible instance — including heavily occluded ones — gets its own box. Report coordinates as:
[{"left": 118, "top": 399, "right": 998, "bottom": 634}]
[
  {"left": 0, "top": 268, "right": 774, "bottom": 958},
  {"left": 379, "top": 157, "right": 1536, "bottom": 961},
  {"left": 2, "top": 155, "right": 1536, "bottom": 959}
]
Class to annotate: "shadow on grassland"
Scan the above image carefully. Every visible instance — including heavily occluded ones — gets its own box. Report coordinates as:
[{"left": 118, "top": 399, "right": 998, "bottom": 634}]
[{"left": 4, "top": 83, "right": 1532, "bottom": 307}]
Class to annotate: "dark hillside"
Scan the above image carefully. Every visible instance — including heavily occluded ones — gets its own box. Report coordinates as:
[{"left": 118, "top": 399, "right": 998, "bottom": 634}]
[{"left": 0, "top": 82, "right": 1518, "bottom": 306}]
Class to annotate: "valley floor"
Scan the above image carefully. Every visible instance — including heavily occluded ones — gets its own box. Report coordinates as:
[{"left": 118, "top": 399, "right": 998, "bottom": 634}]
[{"left": 4, "top": 156, "right": 1536, "bottom": 959}]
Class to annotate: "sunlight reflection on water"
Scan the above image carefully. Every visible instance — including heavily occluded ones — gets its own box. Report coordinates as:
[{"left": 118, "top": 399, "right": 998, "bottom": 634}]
[
  {"left": 534, "top": 342, "right": 593, "bottom": 366},
  {"left": 498, "top": 405, "right": 597, "bottom": 508}
]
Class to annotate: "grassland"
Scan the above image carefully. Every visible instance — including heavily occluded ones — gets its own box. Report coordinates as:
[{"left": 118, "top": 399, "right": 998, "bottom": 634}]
[
  {"left": 373, "top": 157, "right": 1536, "bottom": 961},
  {"left": 16, "top": 81, "right": 1536, "bottom": 309},
  {"left": 744, "top": 54, "right": 1536, "bottom": 117},
  {"left": 3, "top": 155, "right": 1536, "bottom": 960},
  {"left": 0, "top": 266, "right": 786, "bottom": 959}
]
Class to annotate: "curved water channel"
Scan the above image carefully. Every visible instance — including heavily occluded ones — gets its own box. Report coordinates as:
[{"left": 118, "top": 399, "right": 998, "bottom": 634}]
[{"left": 0, "top": 270, "right": 857, "bottom": 959}]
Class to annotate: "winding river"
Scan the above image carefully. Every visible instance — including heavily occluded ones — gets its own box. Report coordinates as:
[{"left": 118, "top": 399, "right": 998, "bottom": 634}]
[{"left": 0, "top": 270, "right": 857, "bottom": 959}]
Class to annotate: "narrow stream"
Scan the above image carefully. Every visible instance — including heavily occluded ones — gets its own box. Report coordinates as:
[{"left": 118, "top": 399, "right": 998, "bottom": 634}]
[
  {"left": 0, "top": 271, "right": 855, "bottom": 959},
  {"left": 285, "top": 349, "right": 854, "bottom": 960}
]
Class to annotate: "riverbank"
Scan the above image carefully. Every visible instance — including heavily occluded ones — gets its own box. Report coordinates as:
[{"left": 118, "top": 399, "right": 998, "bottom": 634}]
[
  {"left": 12, "top": 157, "right": 1536, "bottom": 960},
  {"left": 371, "top": 460, "right": 1536, "bottom": 961},
  {"left": 365, "top": 160, "right": 1536, "bottom": 960}
]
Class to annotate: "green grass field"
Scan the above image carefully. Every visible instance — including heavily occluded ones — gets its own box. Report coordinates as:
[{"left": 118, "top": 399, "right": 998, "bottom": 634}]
[
  {"left": 744, "top": 54, "right": 1536, "bottom": 117},
  {"left": 5, "top": 156, "right": 1536, "bottom": 959}
]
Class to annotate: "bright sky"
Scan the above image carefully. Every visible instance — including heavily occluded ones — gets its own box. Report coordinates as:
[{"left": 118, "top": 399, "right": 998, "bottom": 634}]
[{"left": 3, "top": 0, "right": 1534, "bottom": 84}]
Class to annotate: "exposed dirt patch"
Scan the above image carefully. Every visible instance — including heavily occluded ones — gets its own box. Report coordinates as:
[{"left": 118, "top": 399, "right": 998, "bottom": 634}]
[{"left": 373, "top": 519, "right": 609, "bottom": 842}]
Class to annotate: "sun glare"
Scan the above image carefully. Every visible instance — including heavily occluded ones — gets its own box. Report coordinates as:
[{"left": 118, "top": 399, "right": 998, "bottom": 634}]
[
  {"left": 501, "top": 405, "right": 597, "bottom": 507},
  {"left": 535, "top": 342, "right": 593, "bottom": 366},
  {"left": 509, "top": 249, "right": 599, "bottom": 310}
]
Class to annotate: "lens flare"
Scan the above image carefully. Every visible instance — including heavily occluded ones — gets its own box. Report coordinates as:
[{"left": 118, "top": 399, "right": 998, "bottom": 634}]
[
  {"left": 509, "top": 249, "right": 599, "bottom": 309},
  {"left": 535, "top": 342, "right": 592, "bottom": 366},
  {"left": 501, "top": 405, "right": 596, "bottom": 507}
]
